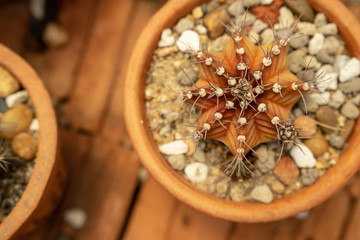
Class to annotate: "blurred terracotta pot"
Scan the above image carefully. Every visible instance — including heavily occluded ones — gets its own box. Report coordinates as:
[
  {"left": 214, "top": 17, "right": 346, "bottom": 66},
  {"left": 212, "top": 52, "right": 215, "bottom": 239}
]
[
  {"left": 125, "top": 0, "right": 360, "bottom": 222},
  {"left": 0, "top": 44, "right": 65, "bottom": 239}
]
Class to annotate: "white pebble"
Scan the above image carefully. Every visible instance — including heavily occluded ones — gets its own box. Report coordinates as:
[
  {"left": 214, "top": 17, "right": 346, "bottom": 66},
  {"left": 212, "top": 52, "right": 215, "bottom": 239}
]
[
  {"left": 279, "top": 7, "right": 294, "bottom": 27},
  {"left": 176, "top": 30, "right": 200, "bottom": 52},
  {"left": 290, "top": 143, "right": 317, "bottom": 168},
  {"left": 195, "top": 25, "right": 207, "bottom": 35},
  {"left": 308, "top": 33, "right": 325, "bottom": 55},
  {"left": 5, "top": 90, "right": 29, "bottom": 108},
  {"left": 334, "top": 55, "right": 350, "bottom": 75},
  {"left": 64, "top": 208, "right": 87, "bottom": 229},
  {"left": 310, "top": 92, "right": 330, "bottom": 105},
  {"left": 339, "top": 57, "right": 360, "bottom": 82},
  {"left": 250, "top": 185, "right": 273, "bottom": 203},
  {"left": 261, "top": 0, "right": 273, "bottom": 5},
  {"left": 184, "top": 162, "right": 208, "bottom": 183},
  {"left": 316, "top": 71, "right": 338, "bottom": 92},
  {"left": 29, "top": 119, "right": 39, "bottom": 132},
  {"left": 159, "top": 140, "right": 188, "bottom": 155},
  {"left": 158, "top": 28, "right": 175, "bottom": 48}
]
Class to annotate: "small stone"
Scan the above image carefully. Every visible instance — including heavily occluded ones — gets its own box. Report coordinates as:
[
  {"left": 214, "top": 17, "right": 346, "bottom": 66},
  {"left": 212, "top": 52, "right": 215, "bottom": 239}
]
[
  {"left": 353, "top": 95, "right": 360, "bottom": 106},
  {"left": 329, "top": 133, "right": 345, "bottom": 149},
  {"left": 159, "top": 140, "right": 188, "bottom": 155},
  {"left": 339, "top": 78, "right": 360, "bottom": 94},
  {"left": 314, "top": 13, "right": 327, "bottom": 27},
  {"left": 304, "top": 132, "right": 328, "bottom": 157},
  {"left": 300, "top": 168, "right": 319, "bottom": 186},
  {"left": 257, "top": 150, "right": 276, "bottom": 173},
  {"left": 0, "top": 103, "right": 33, "bottom": 139},
  {"left": 29, "top": 119, "right": 39, "bottom": 132},
  {"left": 340, "top": 120, "right": 355, "bottom": 141},
  {"left": 255, "top": 145, "right": 267, "bottom": 162},
  {"left": 167, "top": 155, "right": 186, "bottom": 171},
  {"left": 341, "top": 103, "right": 360, "bottom": 120},
  {"left": 270, "top": 180, "right": 285, "bottom": 194},
  {"left": 242, "top": 0, "right": 261, "bottom": 7},
  {"left": 11, "top": 132, "right": 37, "bottom": 160},
  {"left": 284, "top": 0, "right": 314, "bottom": 22},
  {"left": 0, "top": 98, "right": 8, "bottom": 113},
  {"left": 316, "top": 50, "right": 334, "bottom": 64},
  {"left": 154, "top": 46, "right": 178, "bottom": 57},
  {"left": 308, "top": 33, "right": 325, "bottom": 55},
  {"left": 209, "top": 34, "right": 231, "bottom": 52},
  {"left": 293, "top": 116, "right": 317, "bottom": 138},
  {"left": 303, "top": 55, "right": 317, "bottom": 69},
  {"left": 261, "top": 28, "right": 275, "bottom": 44},
  {"left": 184, "top": 162, "right": 208, "bottom": 183},
  {"left": 192, "top": 6, "right": 204, "bottom": 19},
  {"left": 298, "top": 69, "right": 315, "bottom": 82},
  {"left": 289, "top": 32, "right": 309, "bottom": 49},
  {"left": 315, "top": 106, "right": 338, "bottom": 133},
  {"left": 176, "top": 30, "right": 200, "bottom": 52},
  {"left": 279, "top": 7, "right": 294, "bottom": 27},
  {"left": 249, "top": 30, "right": 260, "bottom": 44},
  {"left": 316, "top": 72, "right": 337, "bottom": 92},
  {"left": 261, "top": 0, "right": 274, "bottom": 5},
  {"left": 215, "top": 177, "right": 229, "bottom": 198},
  {"left": 252, "top": 19, "right": 267, "bottom": 33},
  {"left": 339, "top": 57, "right": 360, "bottom": 83},
  {"left": 290, "top": 143, "right": 317, "bottom": 168},
  {"left": 176, "top": 68, "right": 198, "bottom": 86},
  {"left": 250, "top": 185, "right": 273, "bottom": 203},
  {"left": 274, "top": 156, "right": 299, "bottom": 186},
  {"left": 310, "top": 92, "right": 330, "bottom": 105},
  {"left": 204, "top": 8, "right": 230, "bottom": 39},
  {"left": 158, "top": 28, "right": 175, "bottom": 48},
  {"left": 322, "top": 36, "right": 340, "bottom": 55},
  {"left": 174, "top": 18, "right": 194, "bottom": 34},
  {"left": 334, "top": 55, "right": 350, "bottom": 76},
  {"left": 236, "top": 12, "right": 256, "bottom": 26},
  {"left": 299, "top": 93, "right": 318, "bottom": 113},
  {"left": 295, "top": 211, "right": 310, "bottom": 220},
  {"left": 298, "top": 22, "right": 316, "bottom": 35},
  {"left": 318, "top": 23, "right": 338, "bottom": 35},
  {"left": 43, "top": 22, "right": 69, "bottom": 48},
  {"left": 288, "top": 50, "right": 306, "bottom": 73},
  {"left": 5, "top": 90, "right": 29, "bottom": 108},
  {"left": 195, "top": 25, "right": 207, "bottom": 35},
  {"left": 64, "top": 208, "right": 87, "bottom": 229},
  {"left": 329, "top": 90, "right": 345, "bottom": 109},
  {"left": 0, "top": 66, "right": 20, "bottom": 98},
  {"left": 230, "top": 184, "right": 245, "bottom": 201},
  {"left": 227, "top": 0, "right": 244, "bottom": 17}
]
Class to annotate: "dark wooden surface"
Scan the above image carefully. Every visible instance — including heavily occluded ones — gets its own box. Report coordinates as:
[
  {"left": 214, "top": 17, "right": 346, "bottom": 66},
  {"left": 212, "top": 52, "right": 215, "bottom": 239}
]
[{"left": 1, "top": 0, "right": 360, "bottom": 239}]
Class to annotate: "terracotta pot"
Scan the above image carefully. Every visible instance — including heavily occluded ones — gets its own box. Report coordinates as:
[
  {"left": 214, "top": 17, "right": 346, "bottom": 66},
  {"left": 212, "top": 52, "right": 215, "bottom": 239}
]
[
  {"left": 125, "top": 0, "right": 360, "bottom": 222},
  {"left": 0, "top": 44, "right": 65, "bottom": 239}
]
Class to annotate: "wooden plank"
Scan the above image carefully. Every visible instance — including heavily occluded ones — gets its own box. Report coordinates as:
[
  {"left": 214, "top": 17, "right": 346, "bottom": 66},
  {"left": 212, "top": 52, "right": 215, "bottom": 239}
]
[
  {"left": 101, "top": 0, "right": 159, "bottom": 144},
  {"left": 25, "top": 0, "right": 96, "bottom": 99},
  {"left": 165, "top": 203, "right": 233, "bottom": 240},
  {"left": 294, "top": 190, "right": 350, "bottom": 240},
  {"left": 66, "top": 0, "right": 134, "bottom": 132},
  {"left": 344, "top": 198, "right": 360, "bottom": 240},
  {"left": 73, "top": 138, "right": 140, "bottom": 240},
  {"left": 123, "top": 177, "right": 178, "bottom": 240},
  {"left": 0, "top": 0, "right": 29, "bottom": 54}
]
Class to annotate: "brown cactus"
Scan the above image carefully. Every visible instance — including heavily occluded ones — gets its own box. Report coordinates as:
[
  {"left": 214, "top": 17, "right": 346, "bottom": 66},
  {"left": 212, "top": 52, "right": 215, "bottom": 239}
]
[{"left": 182, "top": 21, "right": 311, "bottom": 177}]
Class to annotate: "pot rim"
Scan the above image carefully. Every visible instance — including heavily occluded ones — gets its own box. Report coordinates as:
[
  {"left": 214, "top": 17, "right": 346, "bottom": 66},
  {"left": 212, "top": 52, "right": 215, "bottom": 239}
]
[
  {"left": 125, "top": 0, "right": 360, "bottom": 222},
  {"left": 0, "top": 44, "right": 58, "bottom": 237}
]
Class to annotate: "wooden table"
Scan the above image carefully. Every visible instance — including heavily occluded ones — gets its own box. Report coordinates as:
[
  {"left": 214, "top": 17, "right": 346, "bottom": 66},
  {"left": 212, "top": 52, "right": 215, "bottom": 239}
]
[{"left": 1, "top": 0, "right": 360, "bottom": 239}]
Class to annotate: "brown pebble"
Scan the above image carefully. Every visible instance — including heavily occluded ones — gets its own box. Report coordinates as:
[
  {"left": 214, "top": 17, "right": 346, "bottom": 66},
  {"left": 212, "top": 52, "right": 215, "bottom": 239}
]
[
  {"left": 0, "top": 103, "right": 34, "bottom": 139},
  {"left": 274, "top": 156, "right": 299, "bottom": 186},
  {"left": 204, "top": 8, "right": 230, "bottom": 39},
  {"left": 303, "top": 131, "right": 328, "bottom": 157},
  {"left": 293, "top": 116, "right": 317, "bottom": 138},
  {"left": 340, "top": 120, "right": 355, "bottom": 142},
  {"left": 0, "top": 66, "right": 20, "bottom": 97},
  {"left": 11, "top": 132, "right": 37, "bottom": 160},
  {"left": 315, "top": 106, "right": 338, "bottom": 134}
]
